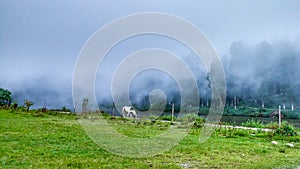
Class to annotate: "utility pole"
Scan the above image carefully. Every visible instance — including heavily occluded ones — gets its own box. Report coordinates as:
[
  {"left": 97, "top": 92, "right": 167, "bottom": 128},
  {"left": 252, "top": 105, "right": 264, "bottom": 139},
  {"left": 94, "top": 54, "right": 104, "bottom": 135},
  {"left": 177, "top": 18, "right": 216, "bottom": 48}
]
[
  {"left": 171, "top": 103, "right": 174, "bottom": 122},
  {"left": 42, "top": 99, "right": 47, "bottom": 112},
  {"left": 234, "top": 96, "right": 237, "bottom": 109},
  {"left": 74, "top": 101, "right": 77, "bottom": 113},
  {"left": 112, "top": 102, "right": 115, "bottom": 116},
  {"left": 278, "top": 105, "right": 281, "bottom": 127}
]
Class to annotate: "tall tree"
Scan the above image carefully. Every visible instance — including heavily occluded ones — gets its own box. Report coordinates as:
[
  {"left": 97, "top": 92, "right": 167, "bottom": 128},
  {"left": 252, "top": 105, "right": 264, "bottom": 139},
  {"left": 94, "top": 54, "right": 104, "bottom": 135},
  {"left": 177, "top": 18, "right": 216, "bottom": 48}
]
[{"left": 0, "top": 88, "right": 12, "bottom": 106}]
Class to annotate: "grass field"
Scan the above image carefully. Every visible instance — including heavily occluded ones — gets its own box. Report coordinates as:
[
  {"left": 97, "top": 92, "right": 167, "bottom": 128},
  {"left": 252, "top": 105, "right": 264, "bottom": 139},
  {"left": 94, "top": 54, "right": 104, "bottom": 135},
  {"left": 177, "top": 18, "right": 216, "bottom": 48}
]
[{"left": 1, "top": 109, "right": 300, "bottom": 169}]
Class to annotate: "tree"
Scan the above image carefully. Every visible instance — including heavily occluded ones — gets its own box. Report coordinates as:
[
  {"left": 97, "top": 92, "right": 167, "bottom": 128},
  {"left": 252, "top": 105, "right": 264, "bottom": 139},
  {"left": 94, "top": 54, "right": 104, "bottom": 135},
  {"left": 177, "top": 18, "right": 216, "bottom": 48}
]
[
  {"left": 0, "top": 88, "right": 12, "bottom": 106},
  {"left": 24, "top": 100, "right": 33, "bottom": 111},
  {"left": 82, "top": 97, "right": 89, "bottom": 116},
  {"left": 62, "top": 106, "right": 70, "bottom": 112},
  {"left": 12, "top": 101, "right": 18, "bottom": 109}
]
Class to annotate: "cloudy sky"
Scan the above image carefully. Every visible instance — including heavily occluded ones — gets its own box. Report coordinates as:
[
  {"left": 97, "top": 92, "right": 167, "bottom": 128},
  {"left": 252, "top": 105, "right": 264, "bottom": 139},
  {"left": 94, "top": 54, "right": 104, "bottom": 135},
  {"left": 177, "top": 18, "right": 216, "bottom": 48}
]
[{"left": 0, "top": 0, "right": 299, "bottom": 109}]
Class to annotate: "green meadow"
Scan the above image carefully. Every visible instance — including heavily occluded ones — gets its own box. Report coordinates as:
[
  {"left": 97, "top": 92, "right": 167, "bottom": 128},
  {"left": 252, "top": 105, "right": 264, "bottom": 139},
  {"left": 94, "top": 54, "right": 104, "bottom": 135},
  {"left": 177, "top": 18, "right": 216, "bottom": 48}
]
[{"left": 1, "top": 109, "right": 300, "bottom": 169}]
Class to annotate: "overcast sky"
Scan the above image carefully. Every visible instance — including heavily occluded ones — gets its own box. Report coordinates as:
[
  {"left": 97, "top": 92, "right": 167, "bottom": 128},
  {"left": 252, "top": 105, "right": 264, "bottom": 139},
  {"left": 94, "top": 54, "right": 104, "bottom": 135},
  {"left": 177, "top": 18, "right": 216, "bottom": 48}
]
[{"left": 0, "top": 0, "right": 299, "bottom": 108}]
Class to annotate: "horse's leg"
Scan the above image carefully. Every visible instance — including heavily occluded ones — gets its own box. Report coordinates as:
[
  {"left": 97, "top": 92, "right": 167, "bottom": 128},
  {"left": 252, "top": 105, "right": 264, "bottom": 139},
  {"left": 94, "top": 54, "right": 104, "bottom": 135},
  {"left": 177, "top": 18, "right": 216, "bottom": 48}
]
[
  {"left": 122, "top": 108, "right": 125, "bottom": 118},
  {"left": 129, "top": 111, "right": 133, "bottom": 118},
  {"left": 127, "top": 111, "right": 130, "bottom": 118},
  {"left": 132, "top": 110, "right": 137, "bottom": 119}
]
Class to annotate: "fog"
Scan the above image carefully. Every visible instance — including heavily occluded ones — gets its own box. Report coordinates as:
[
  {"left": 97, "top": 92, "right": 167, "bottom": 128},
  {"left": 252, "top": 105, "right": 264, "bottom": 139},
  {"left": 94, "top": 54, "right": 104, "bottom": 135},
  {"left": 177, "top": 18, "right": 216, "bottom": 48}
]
[
  {"left": 1, "top": 1, "right": 299, "bottom": 111},
  {"left": 223, "top": 39, "right": 300, "bottom": 108},
  {"left": 2, "top": 38, "right": 299, "bottom": 112}
]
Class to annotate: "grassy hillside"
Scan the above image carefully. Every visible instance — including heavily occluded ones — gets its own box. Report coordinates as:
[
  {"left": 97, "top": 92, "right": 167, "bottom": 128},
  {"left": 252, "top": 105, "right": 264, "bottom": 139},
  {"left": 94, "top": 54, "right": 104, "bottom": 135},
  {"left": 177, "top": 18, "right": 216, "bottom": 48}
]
[{"left": 0, "top": 109, "right": 299, "bottom": 168}]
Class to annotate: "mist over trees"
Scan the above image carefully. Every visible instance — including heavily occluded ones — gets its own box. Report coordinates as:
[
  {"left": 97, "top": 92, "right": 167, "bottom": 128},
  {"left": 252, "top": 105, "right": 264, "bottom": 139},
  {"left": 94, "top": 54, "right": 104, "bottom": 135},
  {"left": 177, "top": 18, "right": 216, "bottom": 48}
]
[
  {"left": 223, "top": 40, "right": 300, "bottom": 108},
  {"left": 125, "top": 40, "right": 300, "bottom": 111},
  {"left": 2, "top": 39, "right": 300, "bottom": 111}
]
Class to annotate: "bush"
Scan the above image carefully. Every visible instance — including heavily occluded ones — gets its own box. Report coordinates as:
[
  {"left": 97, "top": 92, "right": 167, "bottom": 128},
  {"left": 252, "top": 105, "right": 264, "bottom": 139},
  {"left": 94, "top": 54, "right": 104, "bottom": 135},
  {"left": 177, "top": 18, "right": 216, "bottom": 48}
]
[
  {"left": 175, "top": 113, "right": 205, "bottom": 129},
  {"left": 193, "top": 117, "right": 205, "bottom": 129},
  {"left": 158, "top": 115, "right": 175, "bottom": 121},
  {"left": 198, "top": 107, "right": 209, "bottom": 115},
  {"left": 241, "top": 119, "right": 265, "bottom": 128},
  {"left": 275, "top": 122, "right": 298, "bottom": 137},
  {"left": 178, "top": 113, "right": 199, "bottom": 123},
  {"left": 265, "top": 121, "right": 279, "bottom": 129},
  {"left": 283, "top": 111, "right": 299, "bottom": 119},
  {"left": 101, "top": 111, "right": 110, "bottom": 118}
]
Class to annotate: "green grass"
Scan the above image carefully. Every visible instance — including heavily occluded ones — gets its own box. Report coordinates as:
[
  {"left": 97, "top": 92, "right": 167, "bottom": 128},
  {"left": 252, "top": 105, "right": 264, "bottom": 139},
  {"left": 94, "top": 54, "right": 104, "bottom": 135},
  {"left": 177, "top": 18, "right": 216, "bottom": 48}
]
[
  {"left": 1, "top": 109, "right": 300, "bottom": 168},
  {"left": 241, "top": 119, "right": 265, "bottom": 128}
]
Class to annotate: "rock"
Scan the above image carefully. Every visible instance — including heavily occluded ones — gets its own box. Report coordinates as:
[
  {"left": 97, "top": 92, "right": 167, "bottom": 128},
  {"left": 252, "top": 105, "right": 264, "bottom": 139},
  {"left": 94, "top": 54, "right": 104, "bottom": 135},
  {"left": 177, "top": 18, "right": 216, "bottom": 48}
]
[
  {"left": 285, "top": 143, "right": 294, "bottom": 148},
  {"left": 271, "top": 141, "right": 278, "bottom": 145},
  {"left": 179, "top": 163, "right": 190, "bottom": 168}
]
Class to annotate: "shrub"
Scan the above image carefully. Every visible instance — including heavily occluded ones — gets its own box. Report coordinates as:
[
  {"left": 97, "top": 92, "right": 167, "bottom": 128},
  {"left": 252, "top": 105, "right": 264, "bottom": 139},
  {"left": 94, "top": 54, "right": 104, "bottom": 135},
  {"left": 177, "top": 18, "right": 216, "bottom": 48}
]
[
  {"left": 225, "top": 128, "right": 236, "bottom": 138},
  {"left": 109, "top": 116, "right": 116, "bottom": 120},
  {"left": 176, "top": 113, "right": 205, "bottom": 129},
  {"left": 193, "top": 117, "right": 205, "bottom": 129},
  {"left": 275, "top": 122, "right": 298, "bottom": 137},
  {"left": 284, "top": 111, "right": 299, "bottom": 119},
  {"left": 101, "top": 111, "right": 110, "bottom": 118},
  {"left": 198, "top": 107, "right": 209, "bottom": 115},
  {"left": 241, "top": 119, "right": 265, "bottom": 128},
  {"left": 265, "top": 121, "right": 279, "bottom": 129},
  {"left": 158, "top": 115, "right": 175, "bottom": 121},
  {"left": 178, "top": 113, "right": 199, "bottom": 123}
]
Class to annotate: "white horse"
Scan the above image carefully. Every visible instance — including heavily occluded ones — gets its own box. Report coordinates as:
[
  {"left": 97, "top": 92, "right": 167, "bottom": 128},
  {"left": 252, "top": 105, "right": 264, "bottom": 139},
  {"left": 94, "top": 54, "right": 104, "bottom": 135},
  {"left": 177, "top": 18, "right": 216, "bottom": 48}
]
[{"left": 122, "top": 106, "right": 137, "bottom": 119}]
